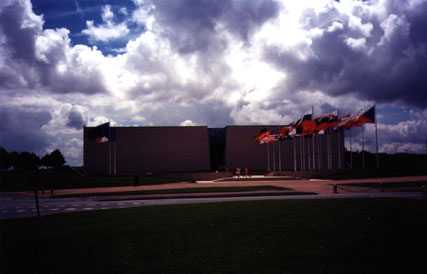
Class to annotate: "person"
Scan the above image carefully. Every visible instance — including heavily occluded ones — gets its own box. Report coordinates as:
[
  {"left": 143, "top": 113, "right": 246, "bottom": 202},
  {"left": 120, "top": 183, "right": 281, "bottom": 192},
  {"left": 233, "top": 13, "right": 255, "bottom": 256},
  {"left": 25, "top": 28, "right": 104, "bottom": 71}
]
[
  {"left": 244, "top": 168, "right": 251, "bottom": 177},
  {"left": 235, "top": 167, "right": 241, "bottom": 178}
]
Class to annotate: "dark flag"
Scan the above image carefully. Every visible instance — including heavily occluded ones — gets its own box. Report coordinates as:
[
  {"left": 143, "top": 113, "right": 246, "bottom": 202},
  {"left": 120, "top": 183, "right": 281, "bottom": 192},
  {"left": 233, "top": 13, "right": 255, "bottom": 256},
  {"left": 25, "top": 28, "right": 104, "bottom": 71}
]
[{"left": 88, "top": 122, "right": 114, "bottom": 143}]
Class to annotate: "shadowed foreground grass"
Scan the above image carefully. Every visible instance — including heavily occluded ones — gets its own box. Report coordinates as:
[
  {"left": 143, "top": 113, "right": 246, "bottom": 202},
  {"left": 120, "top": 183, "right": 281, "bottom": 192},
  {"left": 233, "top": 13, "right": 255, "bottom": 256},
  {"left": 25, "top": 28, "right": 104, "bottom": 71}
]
[{"left": 1, "top": 198, "right": 426, "bottom": 274}]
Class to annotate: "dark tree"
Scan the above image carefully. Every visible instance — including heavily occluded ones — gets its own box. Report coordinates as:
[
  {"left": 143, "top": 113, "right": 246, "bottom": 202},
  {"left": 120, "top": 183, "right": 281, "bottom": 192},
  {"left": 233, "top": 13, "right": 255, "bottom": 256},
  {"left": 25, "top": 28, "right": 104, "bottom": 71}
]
[
  {"left": 16, "top": 152, "right": 41, "bottom": 170},
  {"left": 0, "top": 147, "right": 11, "bottom": 171},
  {"left": 8, "top": 151, "right": 19, "bottom": 170},
  {"left": 41, "top": 149, "right": 66, "bottom": 168}
]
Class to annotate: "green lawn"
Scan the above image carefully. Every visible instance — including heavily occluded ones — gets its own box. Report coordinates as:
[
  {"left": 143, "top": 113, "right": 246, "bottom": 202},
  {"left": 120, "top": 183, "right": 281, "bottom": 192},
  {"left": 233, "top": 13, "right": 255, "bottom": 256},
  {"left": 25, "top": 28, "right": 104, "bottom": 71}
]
[
  {"left": 0, "top": 167, "right": 183, "bottom": 192},
  {"left": 1, "top": 198, "right": 426, "bottom": 274}
]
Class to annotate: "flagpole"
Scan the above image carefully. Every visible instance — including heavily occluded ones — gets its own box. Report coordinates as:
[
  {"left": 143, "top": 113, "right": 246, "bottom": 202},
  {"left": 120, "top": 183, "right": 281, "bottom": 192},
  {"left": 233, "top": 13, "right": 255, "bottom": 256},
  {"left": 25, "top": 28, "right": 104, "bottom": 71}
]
[
  {"left": 329, "top": 129, "right": 332, "bottom": 169},
  {"left": 325, "top": 129, "right": 331, "bottom": 169},
  {"left": 350, "top": 128, "right": 353, "bottom": 168},
  {"left": 293, "top": 137, "right": 297, "bottom": 172},
  {"left": 273, "top": 141, "right": 276, "bottom": 173},
  {"left": 300, "top": 137, "right": 303, "bottom": 171},
  {"left": 302, "top": 136, "right": 305, "bottom": 171},
  {"left": 311, "top": 106, "right": 314, "bottom": 170},
  {"left": 113, "top": 127, "right": 116, "bottom": 175},
  {"left": 338, "top": 127, "right": 342, "bottom": 169},
  {"left": 317, "top": 135, "right": 321, "bottom": 169},
  {"left": 362, "top": 125, "right": 365, "bottom": 169},
  {"left": 326, "top": 128, "right": 331, "bottom": 169},
  {"left": 312, "top": 136, "right": 315, "bottom": 169},
  {"left": 267, "top": 143, "right": 270, "bottom": 171},
  {"left": 309, "top": 137, "right": 312, "bottom": 171},
  {"left": 109, "top": 121, "right": 112, "bottom": 175},
  {"left": 337, "top": 110, "right": 341, "bottom": 169},
  {"left": 278, "top": 139, "right": 282, "bottom": 172},
  {"left": 375, "top": 104, "right": 379, "bottom": 169},
  {"left": 330, "top": 128, "right": 333, "bottom": 169}
]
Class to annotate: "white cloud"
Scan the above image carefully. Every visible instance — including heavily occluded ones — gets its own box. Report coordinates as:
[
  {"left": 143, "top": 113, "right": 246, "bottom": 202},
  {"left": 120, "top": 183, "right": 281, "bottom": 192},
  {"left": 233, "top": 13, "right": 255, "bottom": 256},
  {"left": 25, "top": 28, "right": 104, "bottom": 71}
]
[
  {"left": 378, "top": 14, "right": 410, "bottom": 46},
  {"left": 82, "top": 5, "right": 130, "bottom": 42},
  {"left": 180, "top": 120, "right": 197, "bottom": 126},
  {"left": 327, "top": 21, "right": 344, "bottom": 32},
  {"left": 132, "top": 4, "right": 156, "bottom": 30},
  {"left": 348, "top": 15, "right": 373, "bottom": 37},
  {"left": 345, "top": 37, "right": 368, "bottom": 51}
]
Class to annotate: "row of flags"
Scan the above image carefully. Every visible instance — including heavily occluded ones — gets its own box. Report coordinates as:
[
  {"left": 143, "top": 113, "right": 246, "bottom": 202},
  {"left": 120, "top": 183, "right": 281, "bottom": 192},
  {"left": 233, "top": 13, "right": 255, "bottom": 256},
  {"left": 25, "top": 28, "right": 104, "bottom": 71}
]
[{"left": 253, "top": 106, "right": 376, "bottom": 144}]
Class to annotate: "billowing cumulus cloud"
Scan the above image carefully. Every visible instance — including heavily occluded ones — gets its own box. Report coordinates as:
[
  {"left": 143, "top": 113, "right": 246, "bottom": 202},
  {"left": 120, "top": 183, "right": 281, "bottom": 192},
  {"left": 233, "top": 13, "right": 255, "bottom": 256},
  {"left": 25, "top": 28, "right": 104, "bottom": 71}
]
[
  {"left": 262, "top": 0, "right": 427, "bottom": 108},
  {"left": 1, "top": 0, "right": 427, "bottom": 165},
  {"left": 0, "top": 0, "right": 108, "bottom": 96}
]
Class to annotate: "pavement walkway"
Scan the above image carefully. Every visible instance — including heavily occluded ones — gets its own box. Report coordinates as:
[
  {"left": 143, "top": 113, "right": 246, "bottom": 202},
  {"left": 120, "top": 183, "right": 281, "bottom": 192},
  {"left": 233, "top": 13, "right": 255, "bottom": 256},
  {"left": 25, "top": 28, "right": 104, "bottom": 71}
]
[{"left": 10, "top": 175, "right": 427, "bottom": 198}]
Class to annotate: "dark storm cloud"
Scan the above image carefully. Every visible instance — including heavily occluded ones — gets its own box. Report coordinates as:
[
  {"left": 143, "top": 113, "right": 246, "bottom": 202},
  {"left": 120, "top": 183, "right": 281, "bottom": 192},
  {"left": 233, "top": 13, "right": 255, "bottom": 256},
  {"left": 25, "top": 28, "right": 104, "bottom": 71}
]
[
  {"left": 66, "top": 107, "right": 86, "bottom": 129},
  {"left": 0, "top": 106, "right": 52, "bottom": 153},
  {"left": 0, "top": 0, "right": 107, "bottom": 95},
  {"left": 264, "top": 0, "right": 427, "bottom": 109},
  {"left": 220, "top": 0, "right": 279, "bottom": 41},
  {"left": 148, "top": 0, "right": 279, "bottom": 54}
]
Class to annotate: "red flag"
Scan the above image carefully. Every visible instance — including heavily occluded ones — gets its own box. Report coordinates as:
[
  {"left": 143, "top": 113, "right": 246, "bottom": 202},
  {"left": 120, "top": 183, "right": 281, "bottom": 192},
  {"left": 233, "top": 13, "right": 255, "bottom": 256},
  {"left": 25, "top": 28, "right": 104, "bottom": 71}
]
[
  {"left": 353, "top": 105, "right": 375, "bottom": 126},
  {"left": 253, "top": 128, "right": 269, "bottom": 144},
  {"left": 314, "top": 110, "right": 338, "bottom": 132},
  {"left": 342, "top": 107, "right": 375, "bottom": 129},
  {"left": 260, "top": 129, "right": 279, "bottom": 143},
  {"left": 337, "top": 113, "right": 351, "bottom": 129},
  {"left": 300, "top": 109, "right": 314, "bottom": 135}
]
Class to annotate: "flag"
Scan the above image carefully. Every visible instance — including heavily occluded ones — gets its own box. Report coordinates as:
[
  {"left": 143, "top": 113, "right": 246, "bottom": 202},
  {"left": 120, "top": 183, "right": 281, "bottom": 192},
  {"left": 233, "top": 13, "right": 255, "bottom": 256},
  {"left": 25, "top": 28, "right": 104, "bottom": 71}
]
[
  {"left": 279, "top": 123, "right": 293, "bottom": 140},
  {"left": 88, "top": 122, "right": 115, "bottom": 143},
  {"left": 288, "top": 118, "right": 301, "bottom": 137},
  {"left": 97, "top": 136, "right": 109, "bottom": 143},
  {"left": 314, "top": 110, "right": 338, "bottom": 132},
  {"left": 260, "top": 129, "right": 279, "bottom": 143},
  {"left": 355, "top": 105, "right": 375, "bottom": 125},
  {"left": 336, "top": 113, "right": 351, "bottom": 129},
  {"left": 292, "top": 109, "right": 313, "bottom": 136},
  {"left": 301, "top": 109, "right": 313, "bottom": 134},
  {"left": 343, "top": 106, "right": 375, "bottom": 129},
  {"left": 341, "top": 109, "right": 364, "bottom": 130},
  {"left": 253, "top": 128, "right": 269, "bottom": 144}
]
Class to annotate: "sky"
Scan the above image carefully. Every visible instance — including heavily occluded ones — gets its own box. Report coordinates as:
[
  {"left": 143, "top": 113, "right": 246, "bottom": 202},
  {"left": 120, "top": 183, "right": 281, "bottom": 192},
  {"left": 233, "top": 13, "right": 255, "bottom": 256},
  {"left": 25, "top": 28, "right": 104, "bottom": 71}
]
[{"left": 1, "top": 0, "right": 427, "bottom": 166}]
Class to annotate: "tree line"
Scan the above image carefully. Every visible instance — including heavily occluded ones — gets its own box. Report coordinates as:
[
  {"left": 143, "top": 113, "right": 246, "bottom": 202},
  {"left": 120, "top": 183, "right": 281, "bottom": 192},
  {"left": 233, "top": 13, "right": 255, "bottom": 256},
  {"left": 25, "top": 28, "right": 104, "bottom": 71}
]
[{"left": 0, "top": 147, "right": 66, "bottom": 171}]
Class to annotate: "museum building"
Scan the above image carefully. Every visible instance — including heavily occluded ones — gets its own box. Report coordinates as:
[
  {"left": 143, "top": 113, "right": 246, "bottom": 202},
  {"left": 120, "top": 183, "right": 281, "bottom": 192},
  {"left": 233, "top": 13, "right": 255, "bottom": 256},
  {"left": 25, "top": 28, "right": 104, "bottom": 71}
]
[{"left": 83, "top": 125, "right": 345, "bottom": 175}]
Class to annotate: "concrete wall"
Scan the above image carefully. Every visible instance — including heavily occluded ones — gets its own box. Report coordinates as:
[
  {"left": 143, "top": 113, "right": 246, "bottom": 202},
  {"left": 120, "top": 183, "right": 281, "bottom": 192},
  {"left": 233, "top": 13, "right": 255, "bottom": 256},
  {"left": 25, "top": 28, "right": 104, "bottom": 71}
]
[
  {"left": 224, "top": 126, "right": 272, "bottom": 170},
  {"left": 84, "top": 126, "right": 211, "bottom": 175}
]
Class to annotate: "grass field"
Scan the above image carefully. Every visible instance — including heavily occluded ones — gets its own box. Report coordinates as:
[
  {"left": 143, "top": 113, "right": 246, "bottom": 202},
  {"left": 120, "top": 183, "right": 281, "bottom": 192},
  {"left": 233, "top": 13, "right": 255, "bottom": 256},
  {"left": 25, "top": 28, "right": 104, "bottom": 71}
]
[
  {"left": 1, "top": 198, "right": 426, "bottom": 274},
  {"left": 0, "top": 167, "right": 183, "bottom": 192}
]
